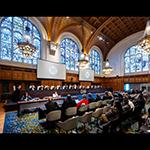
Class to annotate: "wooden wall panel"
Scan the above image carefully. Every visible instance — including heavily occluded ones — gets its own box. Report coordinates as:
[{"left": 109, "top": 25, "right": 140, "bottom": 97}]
[
  {"left": 23, "top": 72, "right": 37, "bottom": 81},
  {"left": 2, "top": 64, "right": 150, "bottom": 94},
  {"left": 80, "top": 82, "right": 91, "bottom": 87},
  {"left": 12, "top": 71, "right": 23, "bottom": 80},
  {"left": 1, "top": 70, "right": 12, "bottom": 80}
]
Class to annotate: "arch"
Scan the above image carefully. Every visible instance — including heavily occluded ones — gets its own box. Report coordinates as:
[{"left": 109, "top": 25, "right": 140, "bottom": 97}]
[
  {"left": 58, "top": 32, "right": 82, "bottom": 72},
  {"left": 89, "top": 45, "right": 103, "bottom": 75},
  {"left": 107, "top": 30, "right": 147, "bottom": 76},
  {"left": 0, "top": 17, "right": 46, "bottom": 67},
  {"left": 57, "top": 32, "right": 82, "bottom": 51},
  {"left": 124, "top": 45, "right": 149, "bottom": 74}
]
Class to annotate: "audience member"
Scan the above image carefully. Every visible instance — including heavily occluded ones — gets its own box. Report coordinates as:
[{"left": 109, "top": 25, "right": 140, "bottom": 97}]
[
  {"left": 87, "top": 93, "right": 95, "bottom": 103},
  {"left": 62, "top": 94, "right": 76, "bottom": 110},
  {"left": 12, "top": 84, "right": 22, "bottom": 102},
  {"left": 38, "top": 97, "right": 60, "bottom": 119},
  {"left": 52, "top": 91, "right": 59, "bottom": 98},
  {"left": 139, "top": 108, "right": 150, "bottom": 133},
  {"left": 21, "top": 92, "right": 32, "bottom": 101},
  {"left": 103, "top": 91, "right": 114, "bottom": 100},
  {"left": 76, "top": 94, "right": 89, "bottom": 108},
  {"left": 61, "top": 94, "right": 76, "bottom": 120},
  {"left": 95, "top": 93, "right": 102, "bottom": 101}
]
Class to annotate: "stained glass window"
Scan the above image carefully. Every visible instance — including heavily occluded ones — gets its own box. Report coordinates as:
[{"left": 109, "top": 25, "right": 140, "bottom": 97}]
[
  {"left": 90, "top": 49, "right": 101, "bottom": 74},
  {"left": 60, "top": 38, "right": 80, "bottom": 71},
  {"left": 124, "top": 45, "right": 149, "bottom": 74},
  {"left": 0, "top": 17, "right": 41, "bottom": 65}
]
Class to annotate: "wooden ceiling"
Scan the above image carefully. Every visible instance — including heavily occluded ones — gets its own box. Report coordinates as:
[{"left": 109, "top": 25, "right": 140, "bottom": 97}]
[{"left": 36, "top": 16, "right": 148, "bottom": 59}]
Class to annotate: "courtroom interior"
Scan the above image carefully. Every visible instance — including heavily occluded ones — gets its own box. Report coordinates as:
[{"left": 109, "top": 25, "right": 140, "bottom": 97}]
[{"left": 0, "top": 16, "right": 150, "bottom": 134}]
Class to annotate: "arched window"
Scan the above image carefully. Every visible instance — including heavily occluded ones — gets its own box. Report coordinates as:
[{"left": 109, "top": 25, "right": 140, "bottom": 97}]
[
  {"left": 124, "top": 45, "right": 149, "bottom": 73},
  {"left": 90, "top": 49, "right": 101, "bottom": 74},
  {"left": 60, "top": 38, "right": 80, "bottom": 71},
  {"left": 0, "top": 17, "right": 41, "bottom": 65}
]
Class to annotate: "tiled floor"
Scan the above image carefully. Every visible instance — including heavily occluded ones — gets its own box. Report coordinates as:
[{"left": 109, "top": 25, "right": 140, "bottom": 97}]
[{"left": 0, "top": 103, "right": 5, "bottom": 133}]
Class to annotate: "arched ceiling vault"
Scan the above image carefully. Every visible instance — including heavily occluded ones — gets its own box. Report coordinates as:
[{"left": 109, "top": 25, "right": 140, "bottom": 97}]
[{"left": 36, "top": 16, "right": 149, "bottom": 59}]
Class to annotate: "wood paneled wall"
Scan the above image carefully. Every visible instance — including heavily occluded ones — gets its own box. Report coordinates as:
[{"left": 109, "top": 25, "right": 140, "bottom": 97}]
[
  {"left": 1, "top": 64, "right": 150, "bottom": 97},
  {"left": 102, "top": 74, "right": 150, "bottom": 91}
]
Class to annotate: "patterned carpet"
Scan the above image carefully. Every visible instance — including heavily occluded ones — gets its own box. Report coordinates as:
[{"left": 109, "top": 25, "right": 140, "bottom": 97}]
[
  {"left": 3, "top": 111, "right": 49, "bottom": 133},
  {"left": 3, "top": 110, "right": 146, "bottom": 134},
  {"left": 3, "top": 111, "right": 102, "bottom": 134}
]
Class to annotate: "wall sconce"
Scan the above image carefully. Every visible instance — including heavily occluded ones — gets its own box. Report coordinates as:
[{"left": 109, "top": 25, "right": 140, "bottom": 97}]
[{"left": 48, "top": 41, "right": 59, "bottom": 55}]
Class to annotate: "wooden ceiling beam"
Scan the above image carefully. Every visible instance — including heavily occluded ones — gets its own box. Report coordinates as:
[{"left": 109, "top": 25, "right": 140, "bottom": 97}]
[
  {"left": 71, "top": 17, "right": 96, "bottom": 32},
  {"left": 86, "top": 17, "right": 115, "bottom": 50}
]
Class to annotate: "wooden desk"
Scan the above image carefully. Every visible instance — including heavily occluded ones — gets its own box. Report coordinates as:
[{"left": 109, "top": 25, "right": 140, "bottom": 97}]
[
  {"left": 17, "top": 96, "right": 78, "bottom": 116},
  {"left": 17, "top": 99, "right": 48, "bottom": 116}
]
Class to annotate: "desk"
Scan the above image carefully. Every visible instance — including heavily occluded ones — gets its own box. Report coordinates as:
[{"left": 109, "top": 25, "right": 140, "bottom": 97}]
[
  {"left": 17, "top": 99, "right": 48, "bottom": 116},
  {"left": 17, "top": 96, "right": 78, "bottom": 116}
]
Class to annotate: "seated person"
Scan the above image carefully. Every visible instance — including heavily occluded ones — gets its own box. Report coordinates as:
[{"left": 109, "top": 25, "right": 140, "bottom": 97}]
[
  {"left": 38, "top": 97, "right": 60, "bottom": 119},
  {"left": 140, "top": 107, "right": 150, "bottom": 132},
  {"left": 128, "top": 99, "right": 135, "bottom": 111},
  {"left": 12, "top": 84, "right": 22, "bottom": 102},
  {"left": 52, "top": 91, "right": 59, "bottom": 98},
  {"left": 21, "top": 92, "right": 32, "bottom": 101},
  {"left": 112, "top": 101, "right": 123, "bottom": 117},
  {"left": 62, "top": 94, "right": 76, "bottom": 110},
  {"left": 87, "top": 93, "right": 95, "bottom": 103},
  {"left": 76, "top": 94, "right": 89, "bottom": 108},
  {"left": 103, "top": 91, "right": 114, "bottom": 100},
  {"left": 95, "top": 93, "right": 102, "bottom": 101},
  {"left": 61, "top": 94, "right": 76, "bottom": 120}
]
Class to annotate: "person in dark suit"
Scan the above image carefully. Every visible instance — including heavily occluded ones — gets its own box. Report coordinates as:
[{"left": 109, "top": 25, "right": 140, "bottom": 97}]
[
  {"left": 87, "top": 93, "right": 95, "bottom": 103},
  {"left": 38, "top": 97, "right": 60, "bottom": 119},
  {"left": 21, "top": 92, "right": 32, "bottom": 101},
  {"left": 61, "top": 94, "right": 76, "bottom": 110},
  {"left": 95, "top": 93, "right": 102, "bottom": 102},
  {"left": 12, "top": 84, "right": 22, "bottom": 102},
  {"left": 45, "top": 97, "right": 60, "bottom": 113},
  {"left": 61, "top": 94, "right": 76, "bottom": 120}
]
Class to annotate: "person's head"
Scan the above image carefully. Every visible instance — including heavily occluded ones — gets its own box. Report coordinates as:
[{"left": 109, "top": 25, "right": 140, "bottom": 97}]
[
  {"left": 88, "top": 93, "right": 92, "bottom": 98},
  {"left": 114, "top": 101, "right": 122, "bottom": 109},
  {"left": 82, "top": 94, "right": 87, "bottom": 99},
  {"left": 108, "top": 91, "right": 113, "bottom": 97},
  {"left": 105, "top": 91, "right": 108, "bottom": 96},
  {"left": 48, "top": 97, "right": 52, "bottom": 101},
  {"left": 67, "top": 94, "right": 72, "bottom": 101},
  {"left": 96, "top": 93, "right": 101, "bottom": 98},
  {"left": 25, "top": 92, "right": 29, "bottom": 96},
  {"left": 16, "top": 84, "right": 21, "bottom": 90}
]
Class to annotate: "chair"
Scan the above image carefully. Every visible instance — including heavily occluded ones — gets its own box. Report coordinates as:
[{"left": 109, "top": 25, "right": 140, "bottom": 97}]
[
  {"left": 92, "top": 108, "right": 103, "bottom": 127},
  {"left": 96, "top": 100, "right": 102, "bottom": 108},
  {"left": 46, "top": 110, "right": 62, "bottom": 121},
  {"left": 88, "top": 102, "right": 97, "bottom": 111},
  {"left": 79, "top": 111, "right": 93, "bottom": 132},
  {"left": 65, "top": 107, "right": 77, "bottom": 117},
  {"left": 103, "top": 105, "right": 111, "bottom": 114},
  {"left": 46, "top": 110, "right": 62, "bottom": 129},
  {"left": 92, "top": 108, "right": 103, "bottom": 118},
  {"left": 78, "top": 104, "right": 88, "bottom": 115},
  {"left": 57, "top": 116, "right": 79, "bottom": 133}
]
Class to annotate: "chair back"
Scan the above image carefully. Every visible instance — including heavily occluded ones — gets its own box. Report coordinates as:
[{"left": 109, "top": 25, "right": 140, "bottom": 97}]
[
  {"left": 88, "top": 102, "right": 97, "bottom": 110},
  {"left": 103, "top": 105, "right": 111, "bottom": 113},
  {"left": 96, "top": 100, "right": 102, "bottom": 108},
  {"left": 92, "top": 108, "right": 103, "bottom": 118},
  {"left": 57, "top": 116, "right": 79, "bottom": 131},
  {"left": 65, "top": 107, "right": 77, "bottom": 117},
  {"left": 78, "top": 104, "right": 88, "bottom": 112},
  {"left": 46, "top": 110, "right": 61, "bottom": 122},
  {"left": 79, "top": 111, "right": 93, "bottom": 123}
]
